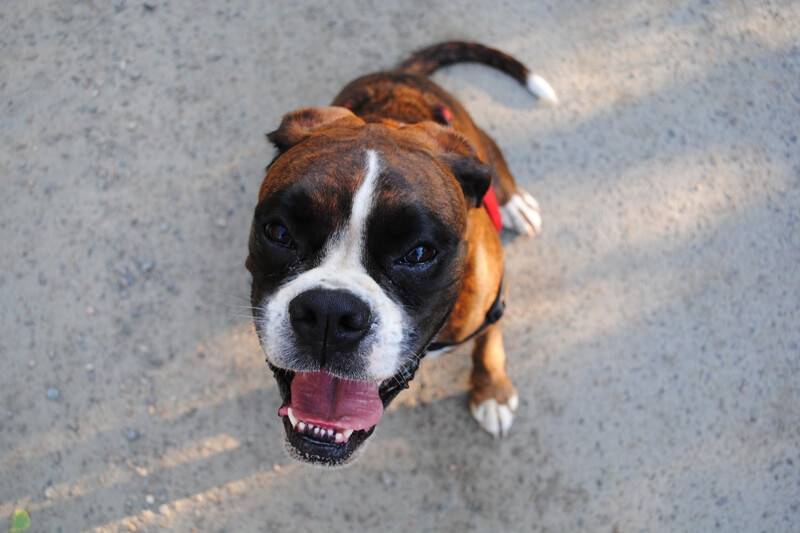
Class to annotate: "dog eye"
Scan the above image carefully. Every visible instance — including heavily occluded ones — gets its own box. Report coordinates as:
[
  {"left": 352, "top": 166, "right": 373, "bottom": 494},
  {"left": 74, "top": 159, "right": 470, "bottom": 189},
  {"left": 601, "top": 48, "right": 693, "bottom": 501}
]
[
  {"left": 265, "top": 223, "right": 295, "bottom": 248},
  {"left": 399, "top": 245, "right": 437, "bottom": 266}
]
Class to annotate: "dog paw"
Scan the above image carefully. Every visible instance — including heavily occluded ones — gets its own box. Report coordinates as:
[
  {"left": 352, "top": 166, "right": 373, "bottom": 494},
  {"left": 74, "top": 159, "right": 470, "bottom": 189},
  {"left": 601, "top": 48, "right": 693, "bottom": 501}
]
[
  {"left": 470, "top": 394, "right": 519, "bottom": 438},
  {"left": 500, "top": 190, "right": 542, "bottom": 236}
]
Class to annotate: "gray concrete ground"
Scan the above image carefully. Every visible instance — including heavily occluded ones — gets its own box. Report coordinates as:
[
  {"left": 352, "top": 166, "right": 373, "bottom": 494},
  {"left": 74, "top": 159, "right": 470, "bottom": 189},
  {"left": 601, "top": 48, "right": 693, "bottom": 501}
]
[{"left": 1, "top": 1, "right": 798, "bottom": 531}]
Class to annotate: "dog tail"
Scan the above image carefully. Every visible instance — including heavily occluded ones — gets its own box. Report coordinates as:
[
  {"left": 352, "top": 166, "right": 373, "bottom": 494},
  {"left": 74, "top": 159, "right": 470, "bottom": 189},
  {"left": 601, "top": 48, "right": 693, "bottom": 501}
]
[{"left": 395, "top": 41, "right": 558, "bottom": 105}]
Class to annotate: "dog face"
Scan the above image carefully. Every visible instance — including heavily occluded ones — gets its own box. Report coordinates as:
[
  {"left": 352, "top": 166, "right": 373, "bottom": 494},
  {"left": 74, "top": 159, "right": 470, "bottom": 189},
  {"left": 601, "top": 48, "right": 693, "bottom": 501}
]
[{"left": 246, "top": 107, "right": 491, "bottom": 466}]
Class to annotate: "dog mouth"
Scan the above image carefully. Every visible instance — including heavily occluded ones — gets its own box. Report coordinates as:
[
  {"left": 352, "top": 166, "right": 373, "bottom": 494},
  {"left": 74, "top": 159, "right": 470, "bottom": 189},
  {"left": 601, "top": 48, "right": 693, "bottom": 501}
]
[{"left": 270, "top": 362, "right": 419, "bottom": 466}]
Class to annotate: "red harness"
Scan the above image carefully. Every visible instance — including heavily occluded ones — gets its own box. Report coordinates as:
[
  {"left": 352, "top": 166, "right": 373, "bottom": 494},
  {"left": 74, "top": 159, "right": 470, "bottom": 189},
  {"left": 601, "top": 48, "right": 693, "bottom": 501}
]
[{"left": 483, "top": 185, "right": 503, "bottom": 232}]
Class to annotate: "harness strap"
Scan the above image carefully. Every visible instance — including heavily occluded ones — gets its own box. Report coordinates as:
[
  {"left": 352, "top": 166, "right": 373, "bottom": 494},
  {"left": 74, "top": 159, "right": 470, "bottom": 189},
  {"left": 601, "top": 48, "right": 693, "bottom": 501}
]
[
  {"left": 427, "top": 274, "right": 505, "bottom": 352},
  {"left": 482, "top": 185, "right": 503, "bottom": 232}
]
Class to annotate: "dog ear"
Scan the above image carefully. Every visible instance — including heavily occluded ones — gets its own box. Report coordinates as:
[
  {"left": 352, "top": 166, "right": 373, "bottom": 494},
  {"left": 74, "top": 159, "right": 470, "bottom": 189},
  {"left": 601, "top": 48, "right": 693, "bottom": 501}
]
[
  {"left": 439, "top": 153, "right": 493, "bottom": 208},
  {"left": 267, "top": 107, "right": 360, "bottom": 152},
  {"left": 410, "top": 122, "right": 492, "bottom": 208}
]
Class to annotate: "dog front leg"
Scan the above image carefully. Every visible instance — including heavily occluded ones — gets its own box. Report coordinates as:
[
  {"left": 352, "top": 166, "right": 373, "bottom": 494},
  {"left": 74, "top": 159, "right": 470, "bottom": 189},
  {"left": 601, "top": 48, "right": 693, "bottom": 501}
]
[{"left": 469, "top": 321, "right": 518, "bottom": 437}]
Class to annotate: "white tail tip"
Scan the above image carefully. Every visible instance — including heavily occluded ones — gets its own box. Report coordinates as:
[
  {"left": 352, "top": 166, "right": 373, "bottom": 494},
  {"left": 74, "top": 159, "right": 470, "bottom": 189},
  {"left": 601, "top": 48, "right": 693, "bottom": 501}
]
[{"left": 526, "top": 74, "right": 559, "bottom": 105}]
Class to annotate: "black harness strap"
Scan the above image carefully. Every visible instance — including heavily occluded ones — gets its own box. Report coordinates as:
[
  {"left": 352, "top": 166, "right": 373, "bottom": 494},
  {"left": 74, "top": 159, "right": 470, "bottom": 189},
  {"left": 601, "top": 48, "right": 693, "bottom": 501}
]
[{"left": 427, "top": 275, "right": 506, "bottom": 352}]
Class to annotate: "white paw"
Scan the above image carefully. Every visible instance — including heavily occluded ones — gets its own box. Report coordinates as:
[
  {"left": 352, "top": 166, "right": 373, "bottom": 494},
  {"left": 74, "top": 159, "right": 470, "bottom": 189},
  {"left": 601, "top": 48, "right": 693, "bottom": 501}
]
[
  {"left": 470, "top": 394, "right": 518, "bottom": 438},
  {"left": 500, "top": 190, "right": 542, "bottom": 236}
]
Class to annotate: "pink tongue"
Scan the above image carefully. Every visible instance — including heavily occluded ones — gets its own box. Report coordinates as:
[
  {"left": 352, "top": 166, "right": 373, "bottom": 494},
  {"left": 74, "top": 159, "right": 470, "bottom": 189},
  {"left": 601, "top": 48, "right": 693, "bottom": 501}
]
[{"left": 282, "top": 371, "right": 383, "bottom": 431}]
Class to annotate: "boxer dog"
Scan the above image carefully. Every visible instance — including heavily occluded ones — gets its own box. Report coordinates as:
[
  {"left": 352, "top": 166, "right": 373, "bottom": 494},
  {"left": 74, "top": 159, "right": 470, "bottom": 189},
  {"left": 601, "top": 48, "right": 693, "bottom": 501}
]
[{"left": 246, "top": 42, "right": 556, "bottom": 466}]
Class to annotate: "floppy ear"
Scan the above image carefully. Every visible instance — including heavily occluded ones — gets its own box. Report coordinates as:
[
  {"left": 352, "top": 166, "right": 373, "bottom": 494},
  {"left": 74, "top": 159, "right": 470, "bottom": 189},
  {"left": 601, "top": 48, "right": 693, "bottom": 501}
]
[
  {"left": 410, "top": 122, "right": 493, "bottom": 208},
  {"left": 439, "top": 153, "right": 493, "bottom": 208},
  {"left": 266, "top": 107, "right": 361, "bottom": 152}
]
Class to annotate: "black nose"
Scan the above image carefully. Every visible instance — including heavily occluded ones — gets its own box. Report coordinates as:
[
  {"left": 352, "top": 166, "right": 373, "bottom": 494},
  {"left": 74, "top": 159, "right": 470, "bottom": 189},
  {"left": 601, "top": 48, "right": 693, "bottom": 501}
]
[{"left": 288, "top": 289, "right": 372, "bottom": 353}]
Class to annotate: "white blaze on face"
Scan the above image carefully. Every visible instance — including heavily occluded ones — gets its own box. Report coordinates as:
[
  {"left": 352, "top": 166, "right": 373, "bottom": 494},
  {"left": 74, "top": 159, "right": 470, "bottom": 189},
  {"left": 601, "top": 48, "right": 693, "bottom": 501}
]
[
  {"left": 327, "top": 149, "right": 380, "bottom": 271},
  {"left": 256, "top": 150, "right": 407, "bottom": 381}
]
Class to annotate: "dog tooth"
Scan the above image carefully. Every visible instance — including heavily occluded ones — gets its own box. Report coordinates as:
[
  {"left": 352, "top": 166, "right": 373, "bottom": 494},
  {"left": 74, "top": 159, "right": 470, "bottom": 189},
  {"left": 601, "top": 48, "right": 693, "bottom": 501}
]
[
  {"left": 334, "top": 432, "right": 345, "bottom": 443},
  {"left": 343, "top": 429, "right": 354, "bottom": 440},
  {"left": 297, "top": 421, "right": 306, "bottom": 433},
  {"left": 327, "top": 428, "right": 334, "bottom": 438},
  {"left": 287, "top": 407, "right": 299, "bottom": 429}
]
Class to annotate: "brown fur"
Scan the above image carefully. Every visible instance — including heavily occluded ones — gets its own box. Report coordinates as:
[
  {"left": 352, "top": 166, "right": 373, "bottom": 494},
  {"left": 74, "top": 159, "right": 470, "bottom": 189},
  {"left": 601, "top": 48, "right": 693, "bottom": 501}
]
[{"left": 254, "top": 45, "right": 531, "bottom": 448}]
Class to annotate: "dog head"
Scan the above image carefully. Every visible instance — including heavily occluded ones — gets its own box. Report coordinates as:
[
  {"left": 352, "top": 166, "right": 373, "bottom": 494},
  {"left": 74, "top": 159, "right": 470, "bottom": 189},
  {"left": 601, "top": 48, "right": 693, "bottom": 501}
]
[{"left": 246, "top": 107, "right": 491, "bottom": 466}]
